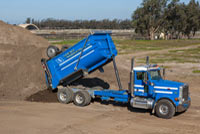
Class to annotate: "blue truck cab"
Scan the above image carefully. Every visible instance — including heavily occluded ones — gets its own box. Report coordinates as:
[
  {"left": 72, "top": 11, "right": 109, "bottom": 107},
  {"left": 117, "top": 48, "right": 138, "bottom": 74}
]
[
  {"left": 93, "top": 61, "right": 191, "bottom": 119},
  {"left": 131, "top": 64, "right": 191, "bottom": 118}
]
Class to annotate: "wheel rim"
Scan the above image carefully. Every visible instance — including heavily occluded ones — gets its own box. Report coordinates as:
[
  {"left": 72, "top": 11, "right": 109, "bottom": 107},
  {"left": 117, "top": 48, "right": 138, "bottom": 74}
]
[
  {"left": 159, "top": 104, "right": 169, "bottom": 115},
  {"left": 75, "top": 94, "right": 84, "bottom": 104},
  {"left": 48, "top": 48, "right": 56, "bottom": 57},
  {"left": 60, "top": 92, "right": 67, "bottom": 102}
]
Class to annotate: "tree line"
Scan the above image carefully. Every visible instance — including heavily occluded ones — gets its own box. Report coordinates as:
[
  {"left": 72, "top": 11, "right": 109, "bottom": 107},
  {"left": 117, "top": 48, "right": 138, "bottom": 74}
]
[
  {"left": 26, "top": 18, "right": 132, "bottom": 30},
  {"left": 132, "top": 0, "right": 200, "bottom": 40},
  {"left": 26, "top": 0, "right": 200, "bottom": 40}
]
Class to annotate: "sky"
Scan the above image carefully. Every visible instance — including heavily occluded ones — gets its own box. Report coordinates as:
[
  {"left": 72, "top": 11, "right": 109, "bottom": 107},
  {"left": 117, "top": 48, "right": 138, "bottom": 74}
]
[{"left": 0, "top": 0, "right": 192, "bottom": 24}]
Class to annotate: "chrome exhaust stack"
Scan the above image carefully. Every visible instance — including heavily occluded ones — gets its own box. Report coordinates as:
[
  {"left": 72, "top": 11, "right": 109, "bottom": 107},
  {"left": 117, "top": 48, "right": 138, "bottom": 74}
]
[
  {"left": 146, "top": 56, "right": 149, "bottom": 66},
  {"left": 129, "top": 57, "right": 135, "bottom": 97}
]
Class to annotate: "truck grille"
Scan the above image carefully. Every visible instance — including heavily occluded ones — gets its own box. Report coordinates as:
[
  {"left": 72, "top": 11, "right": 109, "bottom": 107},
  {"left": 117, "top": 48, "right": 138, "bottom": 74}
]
[{"left": 183, "top": 84, "right": 189, "bottom": 101}]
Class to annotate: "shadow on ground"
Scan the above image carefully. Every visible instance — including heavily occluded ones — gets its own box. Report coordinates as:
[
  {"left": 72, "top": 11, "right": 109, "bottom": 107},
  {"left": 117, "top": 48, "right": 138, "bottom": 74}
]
[
  {"left": 26, "top": 77, "right": 110, "bottom": 103},
  {"left": 69, "top": 77, "right": 110, "bottom": 89}
]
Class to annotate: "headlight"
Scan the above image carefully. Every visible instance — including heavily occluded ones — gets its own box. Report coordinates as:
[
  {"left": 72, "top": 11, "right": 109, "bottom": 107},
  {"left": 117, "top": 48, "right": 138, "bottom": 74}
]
[{"left": 179, "top": 86, "right": 183, "bottom": 104}]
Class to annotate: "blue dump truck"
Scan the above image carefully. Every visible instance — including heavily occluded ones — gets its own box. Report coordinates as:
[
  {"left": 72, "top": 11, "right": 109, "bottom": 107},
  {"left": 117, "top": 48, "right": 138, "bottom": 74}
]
[{"left": 41, "top": 31, "right": 191, "bottom": 119}]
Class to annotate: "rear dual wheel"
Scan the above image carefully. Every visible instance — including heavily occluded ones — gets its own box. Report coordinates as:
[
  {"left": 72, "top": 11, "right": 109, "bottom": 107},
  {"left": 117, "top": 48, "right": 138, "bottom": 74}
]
[
  {"left": 57, "top": 87, "right": 73, "bottom": 104},
  {"left": 73, "top": 90, "right": 91, "bottom": 107}
]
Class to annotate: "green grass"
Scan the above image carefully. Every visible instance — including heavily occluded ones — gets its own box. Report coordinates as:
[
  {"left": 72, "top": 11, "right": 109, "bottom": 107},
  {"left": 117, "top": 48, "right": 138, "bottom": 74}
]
[
  {"left": 139, "top": 46, "right": 200, "bottom": 64},
  {"left": 114, "top": 39, "right": 200, "bottom": 54},
  {"left": 192, "top": 70, "right": 200, "bottom": 73}
]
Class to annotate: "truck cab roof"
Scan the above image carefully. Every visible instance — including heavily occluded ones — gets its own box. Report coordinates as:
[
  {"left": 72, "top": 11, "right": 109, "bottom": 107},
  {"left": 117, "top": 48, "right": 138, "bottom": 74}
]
[{"left": 133, "top": 64, "right": 160, "bottom": 71}]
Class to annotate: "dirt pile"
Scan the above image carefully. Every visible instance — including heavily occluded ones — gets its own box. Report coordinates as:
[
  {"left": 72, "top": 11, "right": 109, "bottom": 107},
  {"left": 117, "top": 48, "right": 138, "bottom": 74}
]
[
  {"left": 0, "top": 21, "right": 48, "bottom": 47},
  {"left": 0, "top": 20, "right": 49, "bottom": 100}
]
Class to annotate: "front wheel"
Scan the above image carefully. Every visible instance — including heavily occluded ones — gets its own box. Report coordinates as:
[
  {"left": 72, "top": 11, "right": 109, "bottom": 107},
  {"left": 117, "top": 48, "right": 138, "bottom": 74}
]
[{"left": 155, "top": 99, "right": 175, "bottom": 119}]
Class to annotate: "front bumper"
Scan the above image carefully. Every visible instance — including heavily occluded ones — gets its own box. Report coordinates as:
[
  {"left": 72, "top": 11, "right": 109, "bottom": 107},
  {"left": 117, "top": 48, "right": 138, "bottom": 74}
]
[{"left": 176, "top": 99, "right": 191, "bottom": 112}]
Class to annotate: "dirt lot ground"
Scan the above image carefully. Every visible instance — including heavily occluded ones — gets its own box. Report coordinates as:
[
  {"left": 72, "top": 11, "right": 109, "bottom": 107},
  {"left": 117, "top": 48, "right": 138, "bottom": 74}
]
[
  {"left": 0, "top": 21, "right": 200, "bottom": 134},
  {"left": 1, "top": 51, "right": 200, "bottom": 134},
  {"left": 0, "top": 98, "right": 199, "bottom": 134}
]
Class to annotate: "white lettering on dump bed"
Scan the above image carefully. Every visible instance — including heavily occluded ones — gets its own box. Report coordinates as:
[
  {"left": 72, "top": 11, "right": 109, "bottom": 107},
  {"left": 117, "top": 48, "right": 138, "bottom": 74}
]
[
  {"left": 59, "top": 45, "right": 92, "bottom": 66},
  {"left": 61, "top": 50, "right": 95, "bottom": 71}
]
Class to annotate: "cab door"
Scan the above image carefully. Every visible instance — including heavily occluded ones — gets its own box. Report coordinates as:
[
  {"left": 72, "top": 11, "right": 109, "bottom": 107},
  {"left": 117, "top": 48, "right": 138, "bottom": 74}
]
[
  {"left": 134, "top": 71, "right": 148, "bottom": 97},
  {"left": 146, "top": 72, "right": 154, "bottom": 96}
]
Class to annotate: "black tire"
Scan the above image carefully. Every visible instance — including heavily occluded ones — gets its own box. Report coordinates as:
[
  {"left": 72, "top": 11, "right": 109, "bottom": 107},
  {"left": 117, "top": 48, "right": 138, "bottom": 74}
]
[
  {"left": 46, "top": 45, "right": 60, "bottom": 58},
  {"left": 57, "top": 87, "right": 73, "bottom": 104},
  {"left": 82, "top": 90, "right": 91, "bottom": 105},
  {"left": 155, "top": 99, "right": 175, "bottom": 119},
  {"left": 73, "top": 91, "right": 89, "bottom": 107}
]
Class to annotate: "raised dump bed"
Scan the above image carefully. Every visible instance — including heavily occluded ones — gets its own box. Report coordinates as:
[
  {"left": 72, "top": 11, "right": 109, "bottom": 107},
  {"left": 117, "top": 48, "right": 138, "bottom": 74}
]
[{"left": 41, "top": 32, "right": 118, "bottom": 90}]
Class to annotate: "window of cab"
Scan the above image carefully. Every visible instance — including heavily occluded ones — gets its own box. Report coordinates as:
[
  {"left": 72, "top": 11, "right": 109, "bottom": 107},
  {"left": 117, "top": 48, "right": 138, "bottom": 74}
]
[
  {"left": 149, "top": 70, "right": 162, "bottom": 80},
  {"left": 137, "top": 72, "right": 145, "bottom": 80}
]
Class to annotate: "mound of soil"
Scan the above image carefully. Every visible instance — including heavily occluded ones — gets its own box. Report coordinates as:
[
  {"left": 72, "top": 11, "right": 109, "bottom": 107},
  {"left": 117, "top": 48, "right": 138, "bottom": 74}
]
[
  {"left": 0, "top": 21, "right": 49, "bottom": 100},
  {"left": 0, "top": 21, "right": 48, "bottom": 47},
  {"left": 26, "top": 90, "right": 58, "bottom": 103}
]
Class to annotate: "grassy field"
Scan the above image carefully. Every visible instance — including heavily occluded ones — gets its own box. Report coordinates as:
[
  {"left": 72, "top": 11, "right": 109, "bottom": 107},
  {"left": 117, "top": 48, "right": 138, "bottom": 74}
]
[
  {"left": 51, "top": 39, "right": 81, "bottom": 46},
  {"left": 193, "top": 70, "right": 200, "bottom": 73},
  {"left": 137, "top": 46, "right": 200, "bottom": 64},
  {"left": 114, "top": 39, "right": 200, "bottom": 54}
]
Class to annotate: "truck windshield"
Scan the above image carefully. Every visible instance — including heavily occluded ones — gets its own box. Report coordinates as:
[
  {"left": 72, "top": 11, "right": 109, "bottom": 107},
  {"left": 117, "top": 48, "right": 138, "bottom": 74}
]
[{"left": 150, "top": 70, "right": 162, "bottom": 80}]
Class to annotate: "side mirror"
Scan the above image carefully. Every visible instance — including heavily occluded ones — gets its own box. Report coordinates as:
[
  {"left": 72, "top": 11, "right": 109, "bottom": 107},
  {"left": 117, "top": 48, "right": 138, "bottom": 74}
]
[{"left": 143, "top": 72, "right": 148, "bottom": 84}]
